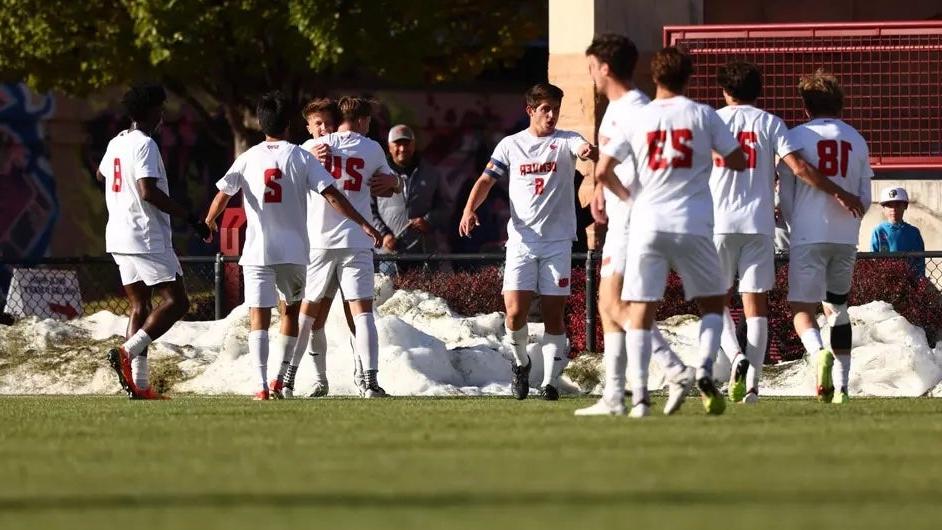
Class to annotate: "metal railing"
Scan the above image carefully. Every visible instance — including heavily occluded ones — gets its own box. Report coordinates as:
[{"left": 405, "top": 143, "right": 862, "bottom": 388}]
[{"left": 2, "top": 251, "right": 940, "bottom": 358}]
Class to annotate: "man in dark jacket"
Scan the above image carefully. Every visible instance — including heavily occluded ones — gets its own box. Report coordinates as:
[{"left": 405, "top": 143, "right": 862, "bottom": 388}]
[{"left": 371, "top": 124, "right": 443, "bottom": 272}]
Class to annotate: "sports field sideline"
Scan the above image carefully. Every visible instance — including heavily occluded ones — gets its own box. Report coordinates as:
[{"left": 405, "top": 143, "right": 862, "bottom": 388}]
[{"left": 1, "top": 396, "right": 941, "bottom": 530}]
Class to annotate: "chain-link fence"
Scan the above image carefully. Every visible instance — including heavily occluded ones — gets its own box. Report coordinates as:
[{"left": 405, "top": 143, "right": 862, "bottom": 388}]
[{"left": 2, "top": 251, "right": 940, "bottom": 360}]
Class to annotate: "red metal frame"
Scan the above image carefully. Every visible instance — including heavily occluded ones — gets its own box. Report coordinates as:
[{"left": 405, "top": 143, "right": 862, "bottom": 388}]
[{"left": 664, "top": 22, "right": 942, "bottom": 171}]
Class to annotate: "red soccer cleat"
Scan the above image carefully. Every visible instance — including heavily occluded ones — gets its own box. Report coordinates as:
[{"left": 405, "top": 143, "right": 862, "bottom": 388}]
[
  {"left": 268, "top": 378, "right": 284, "bottom": 399},
  {"left": 133, "top": 387, "right": 170, "bottom": 400},
  {"left": 106, "top": 347, "right": 138, "bottom": 398},
  {"left": 253, "top": 389, "right": 270, "bottom": 400}
]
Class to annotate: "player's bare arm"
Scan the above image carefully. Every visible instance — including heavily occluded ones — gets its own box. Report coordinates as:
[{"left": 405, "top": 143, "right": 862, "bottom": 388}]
[
  {"left": 780, "top": 152, "right": 865, "bottom": 217},
  {"left": 590, "top": 185, "right": 608, "bottom": 224},
  {"left": 577, "top": 142, "right": 599, "bottom": 162},
  {"left": 202, "top": 190, "right": 233, "bottom": 243},
  {"left": 138, "top": 177, "right": 210, "bottom": 239},
  {"left": 368, "top": 172, "right": 401, "bottom": 198},
  {"left": 309, "top": 143, "right": 330, "bottom": 165},
  {"left": 321, "top": 186, "right": 382, "bottom": 247},
  {"left": 458, "top": 174, "right": 495, "bottom": 237},
  {"left": 721, "top": 148, "right": 748, "bottom": 171},
  {"left": 594, "top": 154, "right": 630, "bottom": 202}
]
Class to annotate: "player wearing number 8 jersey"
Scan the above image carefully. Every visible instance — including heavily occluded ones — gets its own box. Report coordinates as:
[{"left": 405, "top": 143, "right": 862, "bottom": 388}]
[
  {"left": 778, "top": 70, "right": 872, "bottom": 405},
  {"left": 203, "top": 92, "right": 381, "bottom": 400},
  {"left": 596, "top": 47, "right": 748, "bottom": 417},
  {"left": 285, "top": 96, "right": 400, "bottom": 398},
  {"left": 460, "top": 83, "right": 597, "bottom": 402},
  {"left": 99, "top": 83, "right": 210, "bottom": 400}
]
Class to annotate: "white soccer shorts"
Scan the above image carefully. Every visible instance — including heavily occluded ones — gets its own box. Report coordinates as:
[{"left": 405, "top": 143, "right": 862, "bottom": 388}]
[
  {"left": 713, "top": 233, "right": 775, "bottom": 293},
  {"left": 503, "top": 239, "right": 572, "bottom": 296},
  {"left": 243, "top": 264, "right": 306, "bottom": 308},
  {"left": 305, "top": 248, "right": 375, "bottom": 302},
  {"left": 622, "top": 231, "right": 725, "bottom": 302},
  {"left": 112, "top": 249, "right": 183, "bottom": 287},
  {"left": 600, "top": 230, "right": 627, "bottom": 279},
  {"left": 787, "top": 243, "right": 856, "bottom": 303}
]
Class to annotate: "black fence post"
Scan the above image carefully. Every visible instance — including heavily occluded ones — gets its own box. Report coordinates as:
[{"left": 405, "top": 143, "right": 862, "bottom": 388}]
[
  {"left": 585, "top": 250, "right": 597, "bottom": 353},
  {"left": 214, "top": 253, "right": 224, "bottom": 320}
]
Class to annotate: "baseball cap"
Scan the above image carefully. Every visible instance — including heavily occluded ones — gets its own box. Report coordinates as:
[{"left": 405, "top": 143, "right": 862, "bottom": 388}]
[
  {"left": 879, "top": 187, "right": 909, "bottom": 205},
  {"left": 388, "top": 124, "right": 415, "bottom": 143}
]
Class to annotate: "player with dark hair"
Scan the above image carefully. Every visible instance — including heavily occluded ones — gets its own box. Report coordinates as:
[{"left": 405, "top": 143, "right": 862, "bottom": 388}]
[
  {"left": 596, "top": 47, "right": 747, "bottom": 417},
  {"left": 576, "top": 34, "right": 694, "bottom": 417},
  {"left": 460, "top": 83, "right": 597, "bottom": 401},
  {"left": 709, "top": 62, "right": 864, "bottom": 404},
  {"left": 278, "top": 96, "right": 400, "bottom": 398},
  {"left": 98, "top": 83, "right": 210, "bottom": 400},
  {"left": 779, "top": 71, "right": 871, "bottom": 404},
  {"left": 203, "top": 91, "right": 382, "bottom": 400}
]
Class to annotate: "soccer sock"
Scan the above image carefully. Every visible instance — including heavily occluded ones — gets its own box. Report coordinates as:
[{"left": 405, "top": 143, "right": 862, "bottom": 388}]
[
  {"left": 248, "top": 330, "right": 269, "bottom": 390},
  {"left": 720, "top": 308, "right": 742, "bottom": 363},
  {"left": 540, "top": 332, "right": 568, "bottom": 387},
  {"left": 131, "top": 355, "right": 149, "bottom": 390},
  {"left": 122, "top": 329, "right": 152, "bottom": 358},
  {"left": 745, "top": 317, "right": 768, "bottom": 392},
  {"left": 309, "top": 328, "right": 328, "bottom": 383},
  {"left": 505, "top": 324, "right": 529, "bottom": 367},
  {"left": 697, "top": 313, "right": 723, "bottom": 377},
  {"left": 354, "top": 312, "right": 379, "bottom": 372},
  {"left": 800, "top": 327, "right": 824, "bottom": 355},
  {"left": 275, "top": 335, "right": 298, "bottom": 380},
  {"left": 651, "top": 326, "right": 685, "bottom": 379},
  {"left": 625, "top": 329, "right": 652, "bottom": 406},
  {"left": 293, "top": 312, "right": 315, "bottom": 368},
  {"left": 833, "top": 354, "right": 851, "bottom": 393},
  {"left": 602, "top": 331, "right": 627, "bottom": 403}
]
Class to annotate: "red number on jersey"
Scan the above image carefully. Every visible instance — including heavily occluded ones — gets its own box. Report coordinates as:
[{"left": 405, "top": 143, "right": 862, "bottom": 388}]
[
  {"left": 738, "top": 131, "right": 757, "bottom": 169},
  {"left": 264, "top": 168, "right": 283, "bottom": 203},
  {"left": 327, "top": 156, "right": 365, "bottom": 191},
  {"left": 534, "top": 177, "right": 545, "bottom": 196},
  {"left": 344, "top": 157, "right": 364, "bottom": 192},
  {"left": 817, "top": 140, "right": 853, "bottom": 177},
  {"left": 647, "top": 129, "right": 693, "bottom": 170},
  {"left": 112, "top": 158, "right": 123, "bottom": 192}
]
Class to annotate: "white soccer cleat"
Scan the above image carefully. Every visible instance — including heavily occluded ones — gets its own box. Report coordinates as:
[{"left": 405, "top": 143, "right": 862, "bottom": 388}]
[
  {"left": 309, "top": 380, "right": 329, "bottom": 398},
  {"left": 574, "top": 398, "right": 626, "bottom": 417},
  {"left": 742, "top": 391, "right": 759, "bottom": 404},
  {"left": 664, "top": 366, "right": 695, "bottom": 415},
  {"left": 628, "top": 402, "right": 650, "bottom": 418},
  {"left": 282, "top": 386, "right": 294, "bottom": 399}
]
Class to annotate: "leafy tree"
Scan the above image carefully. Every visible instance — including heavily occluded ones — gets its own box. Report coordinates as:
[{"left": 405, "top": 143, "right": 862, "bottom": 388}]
[{"left": 0, "top": 0, "right": 545, "bottom": 153}]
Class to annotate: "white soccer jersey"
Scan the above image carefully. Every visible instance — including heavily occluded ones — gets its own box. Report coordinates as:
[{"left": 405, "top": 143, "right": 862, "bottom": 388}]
[
  {"left": 216, "top": 140, "right": 334, "bottom": 266},
  {"left": 601, "top": 96, "right": 739, "bottom": 237},
  {"left": 303, "top": 132, "right": 392, "bottom": 250},
  {"left": 598, "top": 89, "right": 650, "bottom": 236},
  {"left": 98, "top": 129, "right": 172, "bottom": 254},
  {"left": 710, "top": 105, "right": 797, "bottom": 236},
  {"left": 778, "top": 118, "right": 873, "bottom": 246},
  {"left": 484, "top": 129, "right": 587, "bottom": 244}
]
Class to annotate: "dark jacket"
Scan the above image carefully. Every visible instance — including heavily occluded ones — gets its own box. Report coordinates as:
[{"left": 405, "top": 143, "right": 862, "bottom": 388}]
[{"left": 371, "top": 155, "right": 442, "bottom": 251}]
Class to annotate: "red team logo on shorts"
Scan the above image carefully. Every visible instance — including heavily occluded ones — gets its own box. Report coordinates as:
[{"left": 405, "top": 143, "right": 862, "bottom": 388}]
[{"left": 558, "top": 277, "right": 569, "bottom": 288}]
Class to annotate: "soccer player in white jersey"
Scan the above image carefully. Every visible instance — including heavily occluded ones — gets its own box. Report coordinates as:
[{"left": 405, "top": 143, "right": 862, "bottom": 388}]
[
  {"left": 459, "top": 83, "right": 597, "bottom": 401},
  {"left": 596, "top": 48, "right": 748, "bottom": 417},
  {"left": 202, "top": 92, "right": 381, "bottom": 400},
  {"left": 282, "top": 96, "right": 399, "bottom": 399},
  {"left": 778, "top": 71, "right": 871, "bottom": 404},
  {"left": 98, "top": 83, "right": 210, "bottom": 400},
  {"left": 709, "top": 62, "right": 866, "bottom": 404},
  {"left": 575, "top": 34, "right": 695, "bottom": 417}
]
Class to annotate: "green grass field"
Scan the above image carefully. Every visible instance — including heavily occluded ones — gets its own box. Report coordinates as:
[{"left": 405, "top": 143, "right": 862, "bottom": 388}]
[{"left": 1, "top": 396, "right": 941, "bottom": 530}]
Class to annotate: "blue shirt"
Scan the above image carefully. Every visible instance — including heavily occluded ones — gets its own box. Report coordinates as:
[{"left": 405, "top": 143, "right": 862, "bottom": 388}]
[{"left": 870, "top": 221, "right": 925, "bottom": 276}]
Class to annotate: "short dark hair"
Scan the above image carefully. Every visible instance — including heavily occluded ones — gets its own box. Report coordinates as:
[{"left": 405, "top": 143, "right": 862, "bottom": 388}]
[
  {"left": 121, "top": 83, "right": 166, "bottom": 122},
  {"left": 256, "top": 91, "right": 290, "bottom": 137},
  {"left": 302, "top": 98, "right": 340, "bottom": 124},
  {"left": 585, "top": 33, "right": 639, "bottom": 82},
  {"left": 525, "top": 83, "right": 564, "bottom": 108},
  {"left": 337, "top": 96, "right": 373, "bottom": 122},
  {"left": 651, "top": 47, "right": 693, "bottom": 92},
  {"left": 717, "top": 61, "right": 762, "bottom": 102},
  {"left": 799, "top": 69, "right": 844, "bottom": 116}
]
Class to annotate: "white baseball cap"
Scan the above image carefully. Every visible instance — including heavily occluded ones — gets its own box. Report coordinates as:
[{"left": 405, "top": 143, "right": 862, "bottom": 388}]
[
  {"left": 879, "top": 187, "right": 909, "bottom": 205},
  {"left": 388, "top": 124, "right": 415, "bottom": 143}
]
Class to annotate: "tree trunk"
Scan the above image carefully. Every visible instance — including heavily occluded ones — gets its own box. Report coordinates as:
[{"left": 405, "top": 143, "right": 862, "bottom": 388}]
[{"left": 223, "top": 103, "right": 252, "bottom": 157}]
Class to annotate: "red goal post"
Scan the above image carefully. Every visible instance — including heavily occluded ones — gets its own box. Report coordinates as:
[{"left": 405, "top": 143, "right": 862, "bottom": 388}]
[{"left": 664, "top": 21, "right": 942, "bottom": 171}]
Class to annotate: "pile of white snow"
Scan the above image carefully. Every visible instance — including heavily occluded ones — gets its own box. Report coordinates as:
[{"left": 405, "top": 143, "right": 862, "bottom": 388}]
[{"left": 1, "top": 278, "right": 940, "bottom": 398}]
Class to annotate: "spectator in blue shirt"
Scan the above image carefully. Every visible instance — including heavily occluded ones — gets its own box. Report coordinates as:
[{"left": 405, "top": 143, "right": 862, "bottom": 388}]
[{"left": 871, "top": 187, "right": 925, "bottom": 277}]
